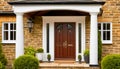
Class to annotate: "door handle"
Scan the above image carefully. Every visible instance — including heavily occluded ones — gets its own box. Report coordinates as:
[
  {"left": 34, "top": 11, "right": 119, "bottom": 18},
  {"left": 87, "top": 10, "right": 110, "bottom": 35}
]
[{"left": 63, "top": 41, "right": 67, "bottom": 48}]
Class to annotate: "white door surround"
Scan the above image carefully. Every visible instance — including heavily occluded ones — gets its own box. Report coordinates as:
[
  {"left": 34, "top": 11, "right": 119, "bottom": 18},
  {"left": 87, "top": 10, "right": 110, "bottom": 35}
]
[
  {"left": 42, "top": 16, "right": 85, "bottom": 61},
  {"left": 11, "top": 4, "right": 102, "bottom": 65}
]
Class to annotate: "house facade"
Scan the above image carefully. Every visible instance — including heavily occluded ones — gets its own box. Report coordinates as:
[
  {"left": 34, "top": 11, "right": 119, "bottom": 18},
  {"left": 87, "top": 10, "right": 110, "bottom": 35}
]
[{"left": 0, "top": 0, "right": 120, "bottom": 68}]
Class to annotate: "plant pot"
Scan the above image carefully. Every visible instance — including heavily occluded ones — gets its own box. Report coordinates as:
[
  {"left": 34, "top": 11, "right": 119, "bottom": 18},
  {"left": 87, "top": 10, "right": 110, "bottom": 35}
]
[
  {"left": 78, "top": 60, "right": 81, "bottom": 63},
  {"left": 36, "top": 53, "right": 43, "bottom": 62},
  {"left": 48, "top": 58, "right": 51, "bottom": 63},
  {"left": 84, "top": 55, "right": 89, "bottom": 63}
]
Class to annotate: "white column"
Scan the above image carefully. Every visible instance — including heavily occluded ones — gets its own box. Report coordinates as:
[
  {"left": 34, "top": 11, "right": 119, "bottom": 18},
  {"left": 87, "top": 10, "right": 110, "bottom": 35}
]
[
  {"left": 90, "top": 12, "right": 98, "bottom": 65},
  {"left": 15, "top": 12, "right": 24, "bottom": 58}
]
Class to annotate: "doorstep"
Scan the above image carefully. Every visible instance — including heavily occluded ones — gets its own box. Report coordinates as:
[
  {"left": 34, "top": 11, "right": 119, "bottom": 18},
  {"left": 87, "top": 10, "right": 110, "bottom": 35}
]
[{"left": 39, "top": 62, "right": 89, "bottom": 67}]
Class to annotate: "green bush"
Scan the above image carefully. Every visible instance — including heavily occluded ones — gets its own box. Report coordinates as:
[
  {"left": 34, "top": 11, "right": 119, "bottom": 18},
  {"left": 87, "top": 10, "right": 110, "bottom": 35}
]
[
  {"left": 36, "top": 48, "right": 44, "bottom": 53},
  {"left": 24, "top": 46, "right": 36, "bottom": 56},
  {"left": 78, "top": 55, "right": 82, "bottom": 60},
  {"left": 47, "top": 54, "right": 51, "bottom": 60},
  {"left": 13, "top": 55, "right": 39, "bottom": 69},
  {"left": 84, "top": 49, "right": 89, "bottom": 56},
  {"left": 0, "top": 62, "right": 5, "bottom": 69},
  {"left": 0, "top": 54, "right": 7, "bottom": 65},
  {"left": 101, "top": 54, "right": 120, "bottom": 69},
  {"left": 0, "top": 43, "right": 7, "bottom": 65},
  {"left": 98, "top": 31, "right": 102, "bottom": 61}
]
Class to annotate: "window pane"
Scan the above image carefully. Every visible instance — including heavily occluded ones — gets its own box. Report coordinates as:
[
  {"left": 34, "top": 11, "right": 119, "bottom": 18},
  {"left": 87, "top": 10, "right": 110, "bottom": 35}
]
[
  {"left": 14, "top": 31, "right": 16, "bottom": 40},
  {"left": 79, "top": 24, "right": 81, "bottom": 53},
  {"left": 107, "top": 23, "right": 110, "bottom": 30},
  {"left": 14, "top": 24, "right": 16, "bottom": 30},
  {"left": 103, "top": 31, "right": 106, "bottom": 40},
  {"left": 4, "top": 31, "right": 8, "bottom": 40},
  {"left": 103, "top": 23, "right": 106, "bottom": 30},
  {"left": 10, "top": 31, "right": 14, "bottom": 40},
  {"left": 10, "top": 24, "right": 13, "bottom": 30},
  {"left": 107, "top": 31, "right": 110, "bottom": 40},
  {"left": 4, "top": 24, "right": 8, "bottom": 30},
  {"left": 98, "top": 24, "right": 101, "bottom": 30}
]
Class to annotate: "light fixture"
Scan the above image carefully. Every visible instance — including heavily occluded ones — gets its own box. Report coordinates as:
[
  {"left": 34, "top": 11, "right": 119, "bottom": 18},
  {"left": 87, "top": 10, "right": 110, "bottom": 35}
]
[{"left": 27, "top": 18, "right": 34, "bottom": 33}]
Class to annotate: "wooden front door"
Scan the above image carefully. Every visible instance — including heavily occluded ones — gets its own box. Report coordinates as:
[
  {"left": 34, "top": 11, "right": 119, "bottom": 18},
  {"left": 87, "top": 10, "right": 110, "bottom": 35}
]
[{"left": 55, "top": 23, "right": 75, "bottom": 59}]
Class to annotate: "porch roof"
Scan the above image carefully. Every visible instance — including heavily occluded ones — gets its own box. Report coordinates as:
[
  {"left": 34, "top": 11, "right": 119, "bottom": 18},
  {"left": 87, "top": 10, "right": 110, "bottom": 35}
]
[{"left": 8, "top": 0, "right": 105, "bottom": 5}]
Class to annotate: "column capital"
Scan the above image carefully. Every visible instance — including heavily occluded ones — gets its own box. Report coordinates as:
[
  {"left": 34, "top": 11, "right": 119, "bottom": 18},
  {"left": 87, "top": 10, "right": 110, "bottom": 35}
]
[
  {"left": 89, "top": 12, "right": 99, "bottom": 15},
  {"left": 15, "top": 12, "right": 24, "bottom": 16}
]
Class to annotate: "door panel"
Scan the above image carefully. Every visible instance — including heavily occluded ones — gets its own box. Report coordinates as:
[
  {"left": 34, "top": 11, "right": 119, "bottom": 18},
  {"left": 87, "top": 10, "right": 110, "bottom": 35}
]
[{"left": 55, "top": 23, "right": 75, "bottom": 59}]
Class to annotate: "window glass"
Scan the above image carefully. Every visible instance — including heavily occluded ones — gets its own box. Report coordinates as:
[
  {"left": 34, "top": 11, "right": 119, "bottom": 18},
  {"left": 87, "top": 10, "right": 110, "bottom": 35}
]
[
  {"left": 4, "top": 31, "right": 8, "bottom": 40},
  {"left": 4, "top": 24, "right": 8, "bottom": 30}
]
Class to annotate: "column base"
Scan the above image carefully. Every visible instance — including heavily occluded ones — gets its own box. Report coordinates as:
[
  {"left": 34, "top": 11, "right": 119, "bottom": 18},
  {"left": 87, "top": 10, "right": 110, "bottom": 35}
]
[{"left": 90, "top": 65, "right": 99, "bottom": 67}]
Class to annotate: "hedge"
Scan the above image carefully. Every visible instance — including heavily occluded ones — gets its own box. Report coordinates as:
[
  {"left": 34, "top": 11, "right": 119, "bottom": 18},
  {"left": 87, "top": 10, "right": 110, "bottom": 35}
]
[{"left": 101, "top": 54, "right": 120, "bottom": 69}]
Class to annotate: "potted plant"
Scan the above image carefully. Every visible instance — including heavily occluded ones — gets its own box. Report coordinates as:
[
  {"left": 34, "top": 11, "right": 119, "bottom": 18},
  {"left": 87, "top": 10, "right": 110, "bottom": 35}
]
[
  {"left": 36, "top": 48, "right": 44, "bottom": 62},
  {"left": 84, "top": 49, "right": 89, "bottom": 63},
  {"left": 78, "top": 55, "right": 82, "bottom": 63},
  {"left": 47, "top": 54, "right": 51, "bottom": 63}
]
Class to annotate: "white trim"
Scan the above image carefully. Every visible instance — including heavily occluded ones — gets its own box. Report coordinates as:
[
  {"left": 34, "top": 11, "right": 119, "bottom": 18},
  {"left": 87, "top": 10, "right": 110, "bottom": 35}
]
[
  {"left": 2, "top": 22, "right": 16, "bottom": 44},
  {"left": 98, "top": 22, "right": 112, "bottom": 44},
  {"left": 13, "top": 5, "right": 102, "bottom": 13},
  {"left": 42, "top": 16, "right": 86, "bottom": 61}
]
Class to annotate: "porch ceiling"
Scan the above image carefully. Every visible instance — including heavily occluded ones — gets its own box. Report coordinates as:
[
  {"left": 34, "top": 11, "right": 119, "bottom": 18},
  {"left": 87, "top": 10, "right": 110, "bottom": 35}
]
[{"left": 26, "top": 10, "right": 90, "bottom": 17}]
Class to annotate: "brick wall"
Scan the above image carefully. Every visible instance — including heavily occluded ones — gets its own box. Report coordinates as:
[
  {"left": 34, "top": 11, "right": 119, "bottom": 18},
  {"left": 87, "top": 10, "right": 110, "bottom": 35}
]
[
  {"left": 0, "top": 15, "right": 16, "bottom": 68},
  {"left": 98, "top": 0, "right": 120, "bottom": 57}
]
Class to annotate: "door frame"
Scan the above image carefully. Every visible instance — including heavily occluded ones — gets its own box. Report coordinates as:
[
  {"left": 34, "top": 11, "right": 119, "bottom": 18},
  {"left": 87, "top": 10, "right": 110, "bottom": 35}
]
[{"left": 42, "top": 16, "right": 86, "bottom": 61}]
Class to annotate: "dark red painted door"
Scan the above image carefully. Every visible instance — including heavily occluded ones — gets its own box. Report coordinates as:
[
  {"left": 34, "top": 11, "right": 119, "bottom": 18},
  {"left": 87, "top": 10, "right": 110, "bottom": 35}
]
[{"left": 55, "top": 23, "right": 75, "bottom": 59}]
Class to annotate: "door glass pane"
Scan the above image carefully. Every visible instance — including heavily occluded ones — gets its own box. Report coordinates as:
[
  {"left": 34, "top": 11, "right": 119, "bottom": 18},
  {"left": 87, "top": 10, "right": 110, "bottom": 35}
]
[
  {"left": 68, "top": 24, "right": 72, "bottom": 30},
  {"left": 46, "top": 23, "right": 49, "bottom": 53},
  {"left": 4, "top": 31, "right": 8, "bottom": 40},
  {"left": 57, "top": 24, "right": 63, "bottom": 32},
  {"left": 4, "top": 24, "right": 8, "bottom": 30},
  {"left": 79, "top": 24, "right": 81, "bottom": 53}
]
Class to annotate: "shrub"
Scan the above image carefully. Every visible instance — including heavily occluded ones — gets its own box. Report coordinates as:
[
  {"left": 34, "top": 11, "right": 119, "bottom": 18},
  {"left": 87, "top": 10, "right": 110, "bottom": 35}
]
[
  {"left": 13, "top": 55, "right": 39, "bottom": 69},
  {"left": 47, "top": 54, "right": 51, "bottom": 60},
  {"left": 24, "top": 46, "right": 36, "bottom": 56},
  {"left": 0, "top": 43, "right": 7, "bottom": 65},
  {"left": 0, "top": 54, "right": 7, "bottom": 65},
  {"left": 101, "top": 54, "right": 120, "bottom": 69},
  {"left": 98, "top": 31, "right": 102, "bottom": 61},
  {"left": 0, "top": 62, "right": 5, "bottom": 69},
  {"left": 84, "top": 49, "right": 89, "bottom": 56},
  {"left": 36, "top": 48, "right": 44, "bottom": 53},
  {"left": 78, "top": 55, "right": 82, "bottom": 60}
]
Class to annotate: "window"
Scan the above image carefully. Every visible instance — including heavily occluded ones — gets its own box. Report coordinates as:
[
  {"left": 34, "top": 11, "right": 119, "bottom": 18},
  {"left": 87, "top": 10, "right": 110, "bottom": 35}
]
[
  {"left": 98, "top": 22, "right": 112, "bottom": 44},
  {"left": 2, "top": 23, "right": 16, "bottom": 43}
]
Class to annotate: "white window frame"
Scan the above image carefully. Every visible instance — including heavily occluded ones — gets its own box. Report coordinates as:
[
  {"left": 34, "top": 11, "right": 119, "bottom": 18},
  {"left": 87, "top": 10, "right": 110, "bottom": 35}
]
[
  {"left": 2, "top": 22, "right": 16, "bottom": 43},
  {"left": 98, "top": 22, "right": 112, "bottom": 44}
]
